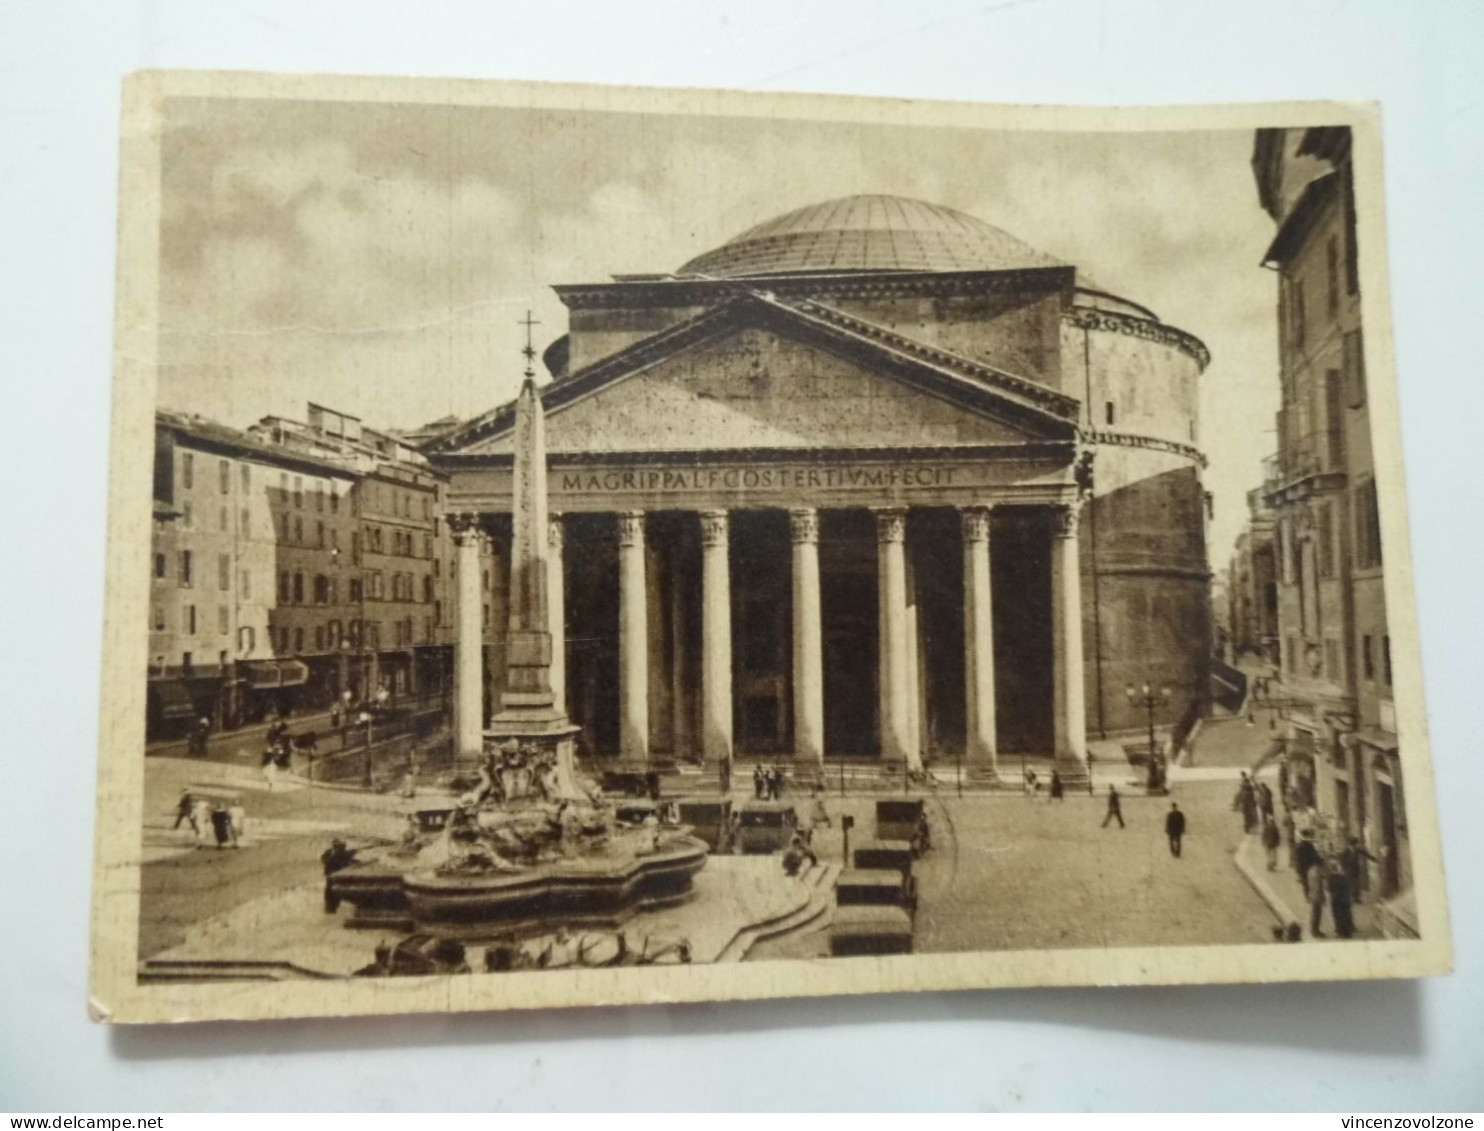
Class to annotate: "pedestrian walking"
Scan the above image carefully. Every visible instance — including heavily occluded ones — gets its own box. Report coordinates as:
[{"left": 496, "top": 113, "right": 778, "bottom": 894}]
[
  {"left": 1340, "top": 836, "right": 1378, "bottom": 905},
  {"left": 1234, "top": 773, "right": 1259, "bottom": 833},
  {"left": 1277, "top": 759, "right": 1290, "bottom": 804},
  {"left": 227, "top": 797, "right": 247, "bottom": 848},
  {"left": 330, "top": 705, "right": 341, "bottom": 730},
  {"left": 209, "top": 803, "right": 233, "bottom": 850},
  {"left": 1308, "top": 855, "right": 1330, "bottom": 937},
  {"left": 1262, "top": 814, "right": 1282, "bottom": 871},
  {"left": 1258, "top": 781, "right": 1275, "bottom": 819},
  {"left": 172, "top": 789, "right": 197, "bottom": 832},
  {"left": 191, "top": 796, "right": 213, "bottom": 848},
  {"left": 1164, "top": 802, "right": 1186, "bottom": 857},
  {"left": 1049, "top": 770, "right": 1065, "bottom": 802},
  {"left": 1295, "top": 829, "right": 1321, "bottom": 900},
  {"left": 1329, "top": 864, "right": 1357, "bottom": 939},
  {"left": 753, "top": 765, "right": 765, "bottom": 800},
  {"left": 1101, "top": 785, "right": 1125, "bottom": 829}
]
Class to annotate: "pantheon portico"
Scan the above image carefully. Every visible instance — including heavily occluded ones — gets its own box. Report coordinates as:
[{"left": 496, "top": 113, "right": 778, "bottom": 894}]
[{"left": 427, "top": 195, "right": 1212, "bottom": 780}]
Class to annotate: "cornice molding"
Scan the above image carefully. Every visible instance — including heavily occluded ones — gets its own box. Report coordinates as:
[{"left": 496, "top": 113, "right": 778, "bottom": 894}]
[
  {"left": 554, "top": 265, "right": 1076, "bottom": 310},
  {"left": 1063, "top": 306, "right": 1210, "bottom": 370},
  {"left": 1086, "top": 429, "right": 1208, "bottom": 469}
]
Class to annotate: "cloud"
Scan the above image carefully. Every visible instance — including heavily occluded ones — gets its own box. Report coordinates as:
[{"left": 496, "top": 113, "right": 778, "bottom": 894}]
[{"left": 155, "top": 98, "right": 1283, "bottom": 561}]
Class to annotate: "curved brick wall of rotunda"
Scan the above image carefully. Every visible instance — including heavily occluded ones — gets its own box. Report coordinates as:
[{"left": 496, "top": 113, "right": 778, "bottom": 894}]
[{"left": 1062, "top": 296, "right": 1212, "bottom": 739}]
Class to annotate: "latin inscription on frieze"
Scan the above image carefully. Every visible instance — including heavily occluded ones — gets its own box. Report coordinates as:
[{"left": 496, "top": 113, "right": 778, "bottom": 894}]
[{"left": 558, "top": 465, "right": 958, "bottom": 494}]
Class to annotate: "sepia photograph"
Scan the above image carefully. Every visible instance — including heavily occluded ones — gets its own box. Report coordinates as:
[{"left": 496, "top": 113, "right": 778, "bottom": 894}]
[{"left": 89, "top": 71, "right": 1450, "bottom": 1025}]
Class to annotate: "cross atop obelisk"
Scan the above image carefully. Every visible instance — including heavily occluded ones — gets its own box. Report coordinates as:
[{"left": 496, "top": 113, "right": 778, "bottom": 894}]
[{"left": 492, "top": 310, "right": 561, "bottom": 721}]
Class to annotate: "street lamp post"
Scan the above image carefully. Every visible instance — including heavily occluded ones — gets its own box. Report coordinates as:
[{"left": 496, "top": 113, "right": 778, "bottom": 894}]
[{"left": 1125, "top": 681, "right": 1171, "bottom": 793}]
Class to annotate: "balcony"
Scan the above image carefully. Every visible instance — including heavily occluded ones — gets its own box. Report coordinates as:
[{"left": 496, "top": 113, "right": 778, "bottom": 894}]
[{"left": 1262, "top": 431, "right": 1346, "bottom": 502}]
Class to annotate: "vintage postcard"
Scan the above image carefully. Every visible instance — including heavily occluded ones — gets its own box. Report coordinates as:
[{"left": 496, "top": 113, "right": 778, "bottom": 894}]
[{"left": 91, "top": 71, "right": 1451, "bottom": 1024}]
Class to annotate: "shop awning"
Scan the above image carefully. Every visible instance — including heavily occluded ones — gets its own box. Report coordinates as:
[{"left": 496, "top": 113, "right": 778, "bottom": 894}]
[
  {"left": 149, "top": 680, "right": 198, "bottom": 720},
  {"left": 242, "top": 660, "right": 310, "bottom": 689}
]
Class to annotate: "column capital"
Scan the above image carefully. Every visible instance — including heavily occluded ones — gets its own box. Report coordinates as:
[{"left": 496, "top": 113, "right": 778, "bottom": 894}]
[
  {"left": 1051, "top": 502, "right": 1082, "bottom": 540},
  {"left": 617, "top": 510, "right": 647, "bottom": 548},
  {"left": 698, "top": 509, "right": 729, "bottom": 548},
  {"left": 788, "top": 507, "right": 819, "bottom": 545},
  {"left": 447, "top": 511, "right": 486, "bottom": 547},
  {"left": 874, "top": 507, "right": 907, "bottom": 544},
  {"left": 960, "top": 505, "right": 994, "bottom": 543},
  {"left": 547, "top": 514, "right": 565, "bottom": 554}
]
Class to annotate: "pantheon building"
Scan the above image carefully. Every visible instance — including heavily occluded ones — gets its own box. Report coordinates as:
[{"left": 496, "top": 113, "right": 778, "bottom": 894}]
[{"left": 427, "top": 195, "right": 1212, "bottom": 779}]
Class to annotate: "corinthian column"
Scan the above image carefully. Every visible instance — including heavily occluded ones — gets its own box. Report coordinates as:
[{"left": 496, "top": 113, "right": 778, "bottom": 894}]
[
  {"left": 876, "top": 508, "right": 918, "bottom": 770},
  {"left": 790, "top": 508, "right": 824, "bottom": 768},
  {"left": 449, "top": 513, "right": 485, "bottom": 758},
  {"left": 1052, "top": 503, "right": 1088, "bottom": 771},
  {"left": 618, "top": 510, "right": 649, "bottom": 760},
  {"left": 699, "top": 510, "right": 733, "bottom": 770},
  {"left": 547, "top": 515, "right": 566, "bottom": 715},
  {"left": 962, "top": 506, "right": 998, "bottom": 774}
]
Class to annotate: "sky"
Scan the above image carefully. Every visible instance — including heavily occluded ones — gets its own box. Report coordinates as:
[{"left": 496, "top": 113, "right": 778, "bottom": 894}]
[{"left": 156, "top": 95, "right": 1284, "bottom": 564}]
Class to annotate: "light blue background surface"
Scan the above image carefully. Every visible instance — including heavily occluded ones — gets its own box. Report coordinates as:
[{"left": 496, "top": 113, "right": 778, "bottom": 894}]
[{"left": 1, "top": 0, "right": 1480, "bottom": 1111}]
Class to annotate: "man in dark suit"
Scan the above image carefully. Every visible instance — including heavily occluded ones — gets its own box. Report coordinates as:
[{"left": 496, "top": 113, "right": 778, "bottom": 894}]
[{"left": 1164, "top": 802, "right": 1187, "bottom": 857}]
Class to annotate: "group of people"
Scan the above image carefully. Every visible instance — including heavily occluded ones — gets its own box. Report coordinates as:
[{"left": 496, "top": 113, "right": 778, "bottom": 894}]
[
  {"left": 752, "top": 764, "right": 788, "bottom": 801},
  {"left": 171, "top": 789, "right": 247, "bottom": 850},
  {"left": 1238, "top": 765, "right": 1376, "bottom": 941}
]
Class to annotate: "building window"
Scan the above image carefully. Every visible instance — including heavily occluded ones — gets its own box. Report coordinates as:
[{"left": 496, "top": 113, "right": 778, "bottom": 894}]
[
  {"left": 154, "top": 553, "right": 166, "bottom": 580},
  {"left": 219, "top": 506, "right": 229, "bottom": 532},
  {"left": 330, "top": 485, "right": 340, "bottom": 514},
  {"left": 351, "top": 531, "right": 361, "bottom": 565},
  {"left": 423, "top": 575, "right": 433, "bottom": 604},
  {"left": 315, "top": 625, "right": 325, "bottom": 651},
  {"left": 434, "top": 600, "right": 442, "bottom": 626},
  {"left": 292, "top": 572, "right": 304, "bottom": 604},
  {"left": 483, "top": 603, "right": 491, "bottom": 627},
  {"left": 1286, "top": 635, "right": 1298, "bottom": 676},
  {"left": 329, "top": 578, "right": 339, "bottom": 604},
  {"left": 423, "top": 535, "right": 433, "bottom": 559},
  {"left": 317, "top": 521, "right": 325, "bottom": 548},
  {"left": 218, "top": 553, "right": 231, "bottom": 590},
  {"left": 218, "top": 606, "right": 229, "bottom": 634},
  {"left": 1343, "top": 329, "right": 1366, "bottom": 409},
  {"left": 294, "top": 516, "right": 304, "bottom": 544},
  {"left": 330, "top": 528, "right": 339, "bottom": 552},
  {"left": 241, "top": 507, "right": 250, "bottom": 536},
  {"left": 1324, "top": 638, "right": 1341, "bottom": 683},
  {"left": 153, "top": 604, "right": 165, "bottom": 631},
  {"left": 279, "top": 571, "right": 291, "bottom": 602},
  {"left": 186, "top": 605, "right": 197, "bottom": 635},
  {"left": 313, "top": 575, "right": 329, "bottom": 604},
  {"left": 1326, "top": 235, "right": 1341, "bottom": 319},
  {"left": 483, "top": 570, "right": 490, "bottom": 591},
  {"left": 182, "top": 651, "right": 193, "bottom": 673},
  {"left": 1318, "top": 504, "right": 1335, "bottom": 578},
  {"left": 1104, "top": 400, "right": 1115, "bottom": 426},
  {"left": 1383, "top": 635, "right": 1392, "bottom": 686},
  {"left": 182, "top": 501, "right": 193, "bottom": 529},
  {"left": 1290, "top": 277, "right": 1306, "bottom": 346},
  {"left": 1363, "top": 634, "right": 1375, "bottom": 681},
  {"left": 349, "top": 579, "right": 362, "bottom": 603},
  {"left": 294, "top": 628, "right": 304, "bottom": 653},
  {"left": 240, "top": 570, "right": 251, "bottom": 599},
  {"left": 328, "top": 620, "right": 341, "bottom": 646},
  {"left": 182, "top": 452, "right": 193, "bottom": 490},
  {"left": 1355, "top": 477, "right": 1383, "bottom": 569},
  {"left": 293, "top": 476, "right": 303, "bottom": 508},
  {"left": 179, "top": 550, "right": 193, "bottom": 587},
  {"left": 238, "top": 626, "right": 254, "bottom": 653},
  {"left": 315, "top": 483, "right": 324, "bottom": 512},
  {"left": 241, "top": 464, "right": 251, "bottom": 492},
  {"left": 216, "top": 459, "right": 228, "bottom": 494}
]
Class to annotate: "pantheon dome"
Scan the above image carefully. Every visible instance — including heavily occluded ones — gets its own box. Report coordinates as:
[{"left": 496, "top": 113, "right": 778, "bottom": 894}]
[{"left": 677, "top": 194, "right": 1065, "bottom": 279}]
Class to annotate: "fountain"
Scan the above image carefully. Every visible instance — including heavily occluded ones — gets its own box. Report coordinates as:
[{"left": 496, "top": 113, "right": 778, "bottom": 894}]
[{"left": 328, "top": 331, "right": 708, "bottom": 938}]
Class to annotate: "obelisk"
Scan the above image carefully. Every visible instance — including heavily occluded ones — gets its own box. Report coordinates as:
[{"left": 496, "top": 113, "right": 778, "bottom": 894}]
[{"left": 486, "top": 314, "right": 583, "bottom": 796}]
